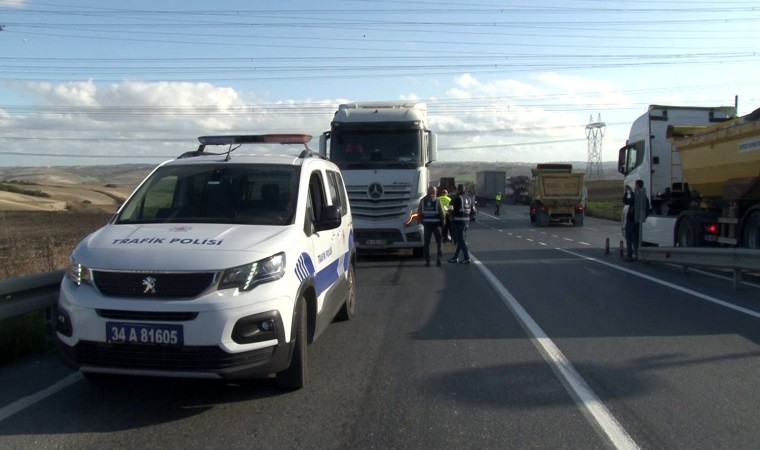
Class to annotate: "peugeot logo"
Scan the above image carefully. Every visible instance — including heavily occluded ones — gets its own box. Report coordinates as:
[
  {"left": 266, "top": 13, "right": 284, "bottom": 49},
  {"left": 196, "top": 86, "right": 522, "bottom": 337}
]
[
  {"left": 142, "top": 276, "right": 157, "bottom": 294},
  {"left": 367, "top": 182, "right": 384, "bottom": 200}
]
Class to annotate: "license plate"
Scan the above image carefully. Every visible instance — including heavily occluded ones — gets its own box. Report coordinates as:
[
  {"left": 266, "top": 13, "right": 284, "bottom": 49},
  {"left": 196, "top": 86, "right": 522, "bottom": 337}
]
[
  {"left": 365, "top": 239, "right": 389, "bottom": 246},
  {"left": 106, "top": 322, "right": 183, "bottom": 346}
]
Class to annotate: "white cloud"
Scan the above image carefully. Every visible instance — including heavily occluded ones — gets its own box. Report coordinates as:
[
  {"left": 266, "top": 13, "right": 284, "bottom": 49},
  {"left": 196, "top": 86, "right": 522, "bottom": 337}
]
[{"left": 1, "top": 73, "right": 630, "bottom": 166}]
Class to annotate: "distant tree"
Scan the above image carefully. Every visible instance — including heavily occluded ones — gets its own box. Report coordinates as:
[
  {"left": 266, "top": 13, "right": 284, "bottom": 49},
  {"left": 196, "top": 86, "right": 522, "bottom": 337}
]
[{"left": 506, "top": 175, "right": 531, "bottom": 204}]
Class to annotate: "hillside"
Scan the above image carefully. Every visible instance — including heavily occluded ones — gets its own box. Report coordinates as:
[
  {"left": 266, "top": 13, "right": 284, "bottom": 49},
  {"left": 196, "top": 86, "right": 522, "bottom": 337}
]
[
  {"left": 0, "top": 164, "right": 154, "bottom": 212},
  {"left": 0, "top": 161, "right": 623, "bottom": 211}
]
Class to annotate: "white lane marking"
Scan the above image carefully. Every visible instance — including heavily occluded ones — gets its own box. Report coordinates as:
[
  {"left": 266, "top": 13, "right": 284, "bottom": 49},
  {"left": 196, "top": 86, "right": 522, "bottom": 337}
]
[
  {"left": 0, "top": 372, "right": 82, "bottom": 423},
  {"left": 580, "top": 242, "right": 591, "bottom": 246},
  {"left": 526, "top": 239, "right": 534, "bottom": 242},
  {"left": 539, "top": 242, "right": 548, "bottom": 246},
  {"left": 560, "top": 249, "right": 760, "bottom": 319},
  {"left": 564, "top": 238, "right": 574, "bottom": 242},
  {"left": 471, "top": 255, "right": 639, "bottom": 450},
  {"left": 551, "top": 235, "right": 559, "bottom": 238}
]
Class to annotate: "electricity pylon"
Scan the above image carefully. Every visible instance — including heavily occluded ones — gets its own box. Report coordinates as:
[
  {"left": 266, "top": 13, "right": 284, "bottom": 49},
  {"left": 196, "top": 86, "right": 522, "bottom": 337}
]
[{"left": 585, "top": 114, "right": 606, "bottom": 180}]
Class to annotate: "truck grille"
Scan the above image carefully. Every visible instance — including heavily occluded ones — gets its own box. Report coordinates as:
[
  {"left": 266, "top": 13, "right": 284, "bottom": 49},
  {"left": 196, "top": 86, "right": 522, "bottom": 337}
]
[
  {"left": 346, "top": 182, "right": 413, "bottom": 220},
  {"left": 93, "top": 271, "right": 216, "bottom": 299}
]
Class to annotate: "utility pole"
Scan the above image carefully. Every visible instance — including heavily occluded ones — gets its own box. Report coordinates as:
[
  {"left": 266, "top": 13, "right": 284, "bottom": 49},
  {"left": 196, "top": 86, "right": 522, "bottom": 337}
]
[{"left": 585, "top": 114, "right": 605, "bottom": 180}]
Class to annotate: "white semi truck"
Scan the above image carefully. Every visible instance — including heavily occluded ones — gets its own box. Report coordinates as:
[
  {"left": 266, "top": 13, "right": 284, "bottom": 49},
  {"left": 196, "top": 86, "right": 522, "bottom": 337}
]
[
  {"left": 320, "top": 101, "right": 438, "bottom": 256},
  {"left": 617, "top": 104, "right": 760, "bottom": 249}
]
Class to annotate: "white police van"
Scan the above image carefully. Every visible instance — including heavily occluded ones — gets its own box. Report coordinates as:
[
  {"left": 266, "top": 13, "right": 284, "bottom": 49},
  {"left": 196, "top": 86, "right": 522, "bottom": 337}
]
[{"left": 56, "top": 134, "right": 356, "bottom": 389}]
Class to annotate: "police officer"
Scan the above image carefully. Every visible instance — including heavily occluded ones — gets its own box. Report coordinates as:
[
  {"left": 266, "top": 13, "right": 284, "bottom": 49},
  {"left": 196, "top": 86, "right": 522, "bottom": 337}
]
[
  {"left": 418, "top": 185, "right": 445, "bottom": 266},
  {"left": 448, "top": 184, "right": 472, "bottom": 264},
  {"left": 622, "top": 179, "right": 649, "bottom": 261},
  {"left": 438, "top": 189, "right": 452, "bottom": 242},
  {"left": 494, "top": 192, "right": 502, "bottom": 215}
]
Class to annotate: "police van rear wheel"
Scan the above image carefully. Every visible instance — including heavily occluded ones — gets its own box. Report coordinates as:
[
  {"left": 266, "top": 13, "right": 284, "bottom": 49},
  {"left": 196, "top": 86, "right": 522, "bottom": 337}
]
[{"left": 277, "top": 298, "right": 307, "bottom": 390}]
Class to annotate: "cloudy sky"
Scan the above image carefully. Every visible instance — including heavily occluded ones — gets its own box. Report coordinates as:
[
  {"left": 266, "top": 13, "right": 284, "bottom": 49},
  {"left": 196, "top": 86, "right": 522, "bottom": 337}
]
[{"left": 0, "top": 0, "right": 758, "bottom": 167}]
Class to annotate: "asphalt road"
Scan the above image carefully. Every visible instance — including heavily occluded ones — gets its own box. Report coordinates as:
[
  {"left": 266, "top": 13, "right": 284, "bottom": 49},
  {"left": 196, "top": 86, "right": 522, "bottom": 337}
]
[{"left": 1, "top": 205, "right": 759, "bottom": 449}]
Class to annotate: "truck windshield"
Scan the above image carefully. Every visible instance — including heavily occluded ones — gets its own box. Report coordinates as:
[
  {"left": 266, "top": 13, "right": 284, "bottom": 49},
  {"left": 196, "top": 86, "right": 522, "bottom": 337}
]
[
  {"left": 115, "top": 164, "right": 300, "bottom": 226},
  {"left": 330, "top": 129, "right": 423, "bottom": 169}
]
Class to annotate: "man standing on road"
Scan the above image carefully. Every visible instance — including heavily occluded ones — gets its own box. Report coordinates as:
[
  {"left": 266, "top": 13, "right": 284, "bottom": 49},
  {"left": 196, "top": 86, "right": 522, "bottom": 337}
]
[
  {"left": 438, "top": 189, "right": 452, "bottom": 242},
  {"left": 494, "top": 192, "right": 502, "bottom": 216},
  {"left": 623, "top": 179, "right": 649, "bottom": 261},
  {"left": 418, "top": 185, "right": 445, "bottom": 266},
  {"left": 448, "top": 184, "right": 472, "bottom": 264}
]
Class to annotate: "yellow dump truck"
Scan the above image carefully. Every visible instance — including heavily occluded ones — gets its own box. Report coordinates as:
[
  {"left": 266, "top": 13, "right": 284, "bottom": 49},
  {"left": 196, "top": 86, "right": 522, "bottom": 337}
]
[
  {"left": 529, "top": 163, "right": 586, "bottom": 227},
  {"left": 618, "top": 104, "right": 760, "bottom": 249}
]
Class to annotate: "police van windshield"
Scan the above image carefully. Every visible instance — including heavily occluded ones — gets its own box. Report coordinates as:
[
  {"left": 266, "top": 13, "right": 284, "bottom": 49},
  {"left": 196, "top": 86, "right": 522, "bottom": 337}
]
[
  {"left": 330, "top": 129, "right": 422, "bottom": 169},
  {"left": 116, "top": 164, "right": 300, "bottom": 226}
]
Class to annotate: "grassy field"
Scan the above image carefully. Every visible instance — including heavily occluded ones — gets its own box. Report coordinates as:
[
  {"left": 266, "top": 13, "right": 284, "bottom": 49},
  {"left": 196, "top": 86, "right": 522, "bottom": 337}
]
[{"left": 0, "top": 209, "right": 117, "bottom": 365}]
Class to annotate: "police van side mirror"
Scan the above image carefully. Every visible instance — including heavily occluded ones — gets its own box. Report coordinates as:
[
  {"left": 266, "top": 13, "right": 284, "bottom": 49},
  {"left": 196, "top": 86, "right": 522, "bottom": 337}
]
[{"left": 314, "top": 205, "right": 341, "bottom": 232}]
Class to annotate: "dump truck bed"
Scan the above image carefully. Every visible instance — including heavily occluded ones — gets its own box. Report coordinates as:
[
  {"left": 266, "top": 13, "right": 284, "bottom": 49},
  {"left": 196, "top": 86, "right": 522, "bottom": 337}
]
[{"left": 669, "top": 111, "right": 760, "bottom": 198}]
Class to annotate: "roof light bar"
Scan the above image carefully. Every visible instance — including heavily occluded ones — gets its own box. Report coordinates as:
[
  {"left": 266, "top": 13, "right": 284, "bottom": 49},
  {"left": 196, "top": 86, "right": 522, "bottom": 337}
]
[{"left": 197, "top": 134, "right": 312, "bottom": 145}]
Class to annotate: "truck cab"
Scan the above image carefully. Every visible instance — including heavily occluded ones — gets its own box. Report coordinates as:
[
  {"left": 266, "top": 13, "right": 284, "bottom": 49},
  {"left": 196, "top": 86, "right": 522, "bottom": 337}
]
[
  {"left": 617, "top": 105, "right": 736, "bottom": 246},
  {"left": 320, "top": 102, "right": 438, "bottom": 256}
]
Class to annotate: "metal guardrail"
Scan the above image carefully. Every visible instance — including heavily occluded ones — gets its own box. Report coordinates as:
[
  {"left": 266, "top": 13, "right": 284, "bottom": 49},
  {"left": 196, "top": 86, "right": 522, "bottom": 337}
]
[
  {"left": 638, "top": 247, "right": 760, "bottom": 290},
  {"left": 0, "top": 270, "right": 64, "bottom": 321}
]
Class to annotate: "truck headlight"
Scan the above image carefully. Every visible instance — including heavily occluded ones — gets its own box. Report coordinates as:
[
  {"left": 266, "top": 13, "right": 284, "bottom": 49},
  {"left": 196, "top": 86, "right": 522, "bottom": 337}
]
[
  {"left": 66, "top": 262, "right": 92, "bottom": 286},
  {"left": 405, "top": 210, "right": 421, "bottom": 227},
  {"left": 219, "top": 252, "right": 285, "bottom": 292}
]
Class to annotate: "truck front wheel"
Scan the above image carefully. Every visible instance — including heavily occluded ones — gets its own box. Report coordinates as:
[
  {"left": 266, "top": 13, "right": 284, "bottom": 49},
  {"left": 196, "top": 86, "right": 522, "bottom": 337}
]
[
  {"left": 741, "top": 211, "right": 760, "bottom": 249},
  {"left": 676, "top": 217, "right": 697, "bottom": 247}
]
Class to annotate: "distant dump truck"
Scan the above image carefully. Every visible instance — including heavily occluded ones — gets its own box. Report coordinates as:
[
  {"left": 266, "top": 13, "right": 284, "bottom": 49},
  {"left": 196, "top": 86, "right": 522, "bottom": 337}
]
[
  {"left": 475, "top": 170, "right": 506, "bottom": 202},
  {"left": 529, "top": 163, "right": 586, "bottom": 227}
]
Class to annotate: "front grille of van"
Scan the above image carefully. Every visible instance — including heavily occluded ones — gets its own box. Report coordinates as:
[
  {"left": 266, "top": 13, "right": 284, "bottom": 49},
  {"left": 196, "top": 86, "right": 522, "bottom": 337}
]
[{"left": 92, "top": 271, "right": 216, "bottom": 299}]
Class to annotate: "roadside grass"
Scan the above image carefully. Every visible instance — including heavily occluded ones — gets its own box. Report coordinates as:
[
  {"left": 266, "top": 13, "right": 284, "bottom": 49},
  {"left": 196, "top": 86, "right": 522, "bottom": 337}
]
[
  {"left": 1, "top": 210, "right": 113, "bottom": 366},
  {"left": 586, "top": 200, "right": 621, "bottom": 222}
]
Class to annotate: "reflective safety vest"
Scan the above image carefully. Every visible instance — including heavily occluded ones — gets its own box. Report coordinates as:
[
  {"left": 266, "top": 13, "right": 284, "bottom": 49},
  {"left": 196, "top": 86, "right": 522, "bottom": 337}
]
[
  {"left": 452, "top": 193, "right": 472, "bottom": 222},
  {"left": 420, "top": 195, "right": 443, "bottom": 224},
  {"left": 438, "top": 194, "right": 451, "bottom": 209}
]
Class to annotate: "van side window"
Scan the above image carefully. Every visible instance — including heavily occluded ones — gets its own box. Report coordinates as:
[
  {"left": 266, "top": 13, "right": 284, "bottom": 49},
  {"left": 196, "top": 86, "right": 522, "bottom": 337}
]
[
  {"left": 326, "top": 170, "right": 348, "bottom": 216},
  {"left": 307, "top": 171, "right": 327, "bottom": 224}
]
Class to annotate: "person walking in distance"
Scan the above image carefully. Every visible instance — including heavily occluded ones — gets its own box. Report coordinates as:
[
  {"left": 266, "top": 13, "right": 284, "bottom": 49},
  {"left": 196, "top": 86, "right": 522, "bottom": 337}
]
[
  {"left": 437, "top": 189, "right": 452, "bottom": 242},
  {"left": 494, "top": 192, "right": 502, "bottom": 216},
  {"left": 418, "top": 186, "right": 445, "bottom": 266},
  {"left": 448, "top": 184, "right": 473, "bottom": 264}
]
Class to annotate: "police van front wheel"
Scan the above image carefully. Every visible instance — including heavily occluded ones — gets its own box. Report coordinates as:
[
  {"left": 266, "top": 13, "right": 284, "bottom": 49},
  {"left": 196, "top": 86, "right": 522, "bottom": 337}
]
[
  {"left": 276, "top": 298, "right": 307, "bottom": 390},
  {"left": 335, "top": 264, "right": 356, "bottom": 321}
]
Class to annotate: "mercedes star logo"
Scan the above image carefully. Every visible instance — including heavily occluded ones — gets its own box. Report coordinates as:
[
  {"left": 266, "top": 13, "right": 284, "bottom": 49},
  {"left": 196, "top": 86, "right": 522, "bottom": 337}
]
[
  {"left": 367, "top": 182, "right": 384, "bottom": 200},
  {"left": 142, "top": 276, "right": 157, "bottom": 294}
]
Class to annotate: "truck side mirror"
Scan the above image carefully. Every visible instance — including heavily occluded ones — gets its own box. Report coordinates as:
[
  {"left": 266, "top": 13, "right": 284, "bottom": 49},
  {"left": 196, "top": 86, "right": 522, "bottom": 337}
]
[
  {"left": 319, "top": 133, "right": 329, "bottom": 158},
  {"left": 617, "top": 146, "right": 628, "bottom": 175},
  {"left": 427, "top": 132, "right": 438, "bottom": 165}
]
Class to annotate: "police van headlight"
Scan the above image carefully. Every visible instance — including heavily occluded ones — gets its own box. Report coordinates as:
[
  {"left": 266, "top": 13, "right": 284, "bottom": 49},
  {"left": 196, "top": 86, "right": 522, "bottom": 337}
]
[
  {"left": 219, "top": 252, "right": 286, "bottom": 292},
  {"left": 66, "top": 261, "right": 92, "bottom": 286}
]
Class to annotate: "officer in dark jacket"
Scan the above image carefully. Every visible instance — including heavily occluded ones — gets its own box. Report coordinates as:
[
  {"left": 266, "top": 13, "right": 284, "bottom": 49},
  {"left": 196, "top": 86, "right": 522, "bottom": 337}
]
[
  {"left": 448, "top": 184, "right": 472, "bottom": 264},
  {"left": 418, "top": 185, "right": 445, "bottom": 266},
  {"left": 623, "top": 179, "right": 649, "bottom": 261}
]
